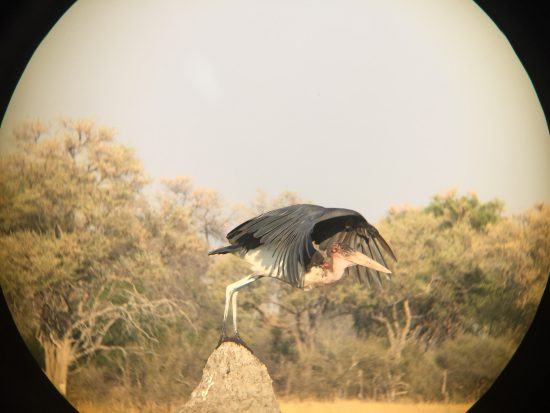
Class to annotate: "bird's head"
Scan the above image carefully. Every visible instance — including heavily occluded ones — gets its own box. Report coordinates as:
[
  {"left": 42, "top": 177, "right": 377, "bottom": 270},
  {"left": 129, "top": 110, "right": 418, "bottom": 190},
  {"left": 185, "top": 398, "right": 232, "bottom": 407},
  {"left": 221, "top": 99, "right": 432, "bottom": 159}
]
[{"left": 329, "top": 242, "right": 391, "bottom": 274}]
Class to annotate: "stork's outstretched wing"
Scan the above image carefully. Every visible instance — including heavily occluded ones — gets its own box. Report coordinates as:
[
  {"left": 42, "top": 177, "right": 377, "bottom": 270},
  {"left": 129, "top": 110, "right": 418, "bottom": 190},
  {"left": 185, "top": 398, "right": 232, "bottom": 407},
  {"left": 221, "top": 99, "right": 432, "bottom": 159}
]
[
  {"left": 226, "top": 204, "right": 396, "bottom": 288},
  {"left": 227, "top": 204, "right": 324, "bottom": 287}
]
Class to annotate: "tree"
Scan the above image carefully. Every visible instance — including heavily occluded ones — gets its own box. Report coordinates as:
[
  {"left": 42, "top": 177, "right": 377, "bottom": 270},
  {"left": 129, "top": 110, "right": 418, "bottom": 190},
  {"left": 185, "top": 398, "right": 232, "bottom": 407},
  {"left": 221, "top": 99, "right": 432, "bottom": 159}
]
[
  {"left": 161, "top": 176, "right": 232, "bottom": 248},
  {"left": 424, "top": 189, "right": 504, "bottom": 231},
  {"left": 0, "top": 120, "right": 191, "bottom": 395},
  {"left": 2, "top": 120, "right": 547, "bottom": 406},
  {"left": 476, "top": 203, "right": 550, "bottom": 336},
  {"left": 364, "top": 192, "right": 509, "bottom": 344}
]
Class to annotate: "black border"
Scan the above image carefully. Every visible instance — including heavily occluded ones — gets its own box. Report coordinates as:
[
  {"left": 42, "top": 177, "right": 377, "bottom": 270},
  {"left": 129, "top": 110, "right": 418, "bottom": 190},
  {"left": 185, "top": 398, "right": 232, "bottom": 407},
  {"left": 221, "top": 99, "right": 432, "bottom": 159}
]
[
  {"left": 0, "top": 1, "right": 548, "bottom": 412},
  {"left": 472, "top": 0, "right": 548, "bottom": 127},
  {"left": 1, "top": 3, "right": 78, "bottom": 411},
  {"left": 466, "top": 2, "right": 549, "bottom": 409}
]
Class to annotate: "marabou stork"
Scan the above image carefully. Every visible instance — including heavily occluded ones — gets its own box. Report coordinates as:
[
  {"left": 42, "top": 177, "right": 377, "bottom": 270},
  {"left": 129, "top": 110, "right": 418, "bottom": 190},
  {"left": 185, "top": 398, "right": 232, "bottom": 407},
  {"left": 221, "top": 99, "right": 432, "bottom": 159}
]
[{"left": 209, "top": 204, "right": 397, "bottom": 344}]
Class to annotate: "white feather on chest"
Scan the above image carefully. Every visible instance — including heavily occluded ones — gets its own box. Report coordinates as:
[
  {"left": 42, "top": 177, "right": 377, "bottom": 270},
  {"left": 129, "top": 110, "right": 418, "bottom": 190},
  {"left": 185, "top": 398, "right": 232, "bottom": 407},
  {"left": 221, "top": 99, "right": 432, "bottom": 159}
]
[{"left": 242, "top": 248, "right": 285, "bottom": 278}]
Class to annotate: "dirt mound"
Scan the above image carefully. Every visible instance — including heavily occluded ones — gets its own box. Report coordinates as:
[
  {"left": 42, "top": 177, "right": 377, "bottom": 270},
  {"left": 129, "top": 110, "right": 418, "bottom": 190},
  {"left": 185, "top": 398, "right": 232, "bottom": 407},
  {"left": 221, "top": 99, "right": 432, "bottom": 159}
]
[{"left": 181, "top": 342, "right": 280, "bottom": 413}]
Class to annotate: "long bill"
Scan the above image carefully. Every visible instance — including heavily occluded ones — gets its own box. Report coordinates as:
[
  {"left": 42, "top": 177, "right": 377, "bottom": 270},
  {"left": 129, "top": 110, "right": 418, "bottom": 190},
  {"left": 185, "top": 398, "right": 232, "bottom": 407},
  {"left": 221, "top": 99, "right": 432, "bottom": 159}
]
[{"left": 346, "top": 251, "right": 392, "bottom": 274}]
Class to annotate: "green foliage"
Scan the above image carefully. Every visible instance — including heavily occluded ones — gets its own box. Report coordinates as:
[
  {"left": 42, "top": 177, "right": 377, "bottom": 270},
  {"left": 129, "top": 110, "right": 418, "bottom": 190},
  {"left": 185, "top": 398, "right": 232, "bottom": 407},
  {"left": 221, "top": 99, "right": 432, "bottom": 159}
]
[{"left": 424, "top": 189, "right": 504, "bottom": 231}]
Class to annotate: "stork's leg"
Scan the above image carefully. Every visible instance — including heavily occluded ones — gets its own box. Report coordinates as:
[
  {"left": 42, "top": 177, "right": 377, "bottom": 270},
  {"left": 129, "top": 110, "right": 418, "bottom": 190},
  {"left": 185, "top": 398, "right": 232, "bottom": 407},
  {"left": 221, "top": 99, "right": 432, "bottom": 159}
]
[
  {"left": 232, "top": 291, "right": 239, "bottom": 335},
  {"left": 219, "top": 274, "right": 260, "bottom": 345}
]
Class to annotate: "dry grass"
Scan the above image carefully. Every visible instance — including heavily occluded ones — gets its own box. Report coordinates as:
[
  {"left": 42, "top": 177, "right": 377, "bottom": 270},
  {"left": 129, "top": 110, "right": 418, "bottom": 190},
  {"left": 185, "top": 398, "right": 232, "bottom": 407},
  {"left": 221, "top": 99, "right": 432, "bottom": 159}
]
[
  {"left": 76, "top": 401, "right": 178, "bottom": 413},
  {"left": 76, "top": 400, "right": 473, "bottom": 413},
  {"left": 279, "top": 400, "right": 473, "bottom": 413}
]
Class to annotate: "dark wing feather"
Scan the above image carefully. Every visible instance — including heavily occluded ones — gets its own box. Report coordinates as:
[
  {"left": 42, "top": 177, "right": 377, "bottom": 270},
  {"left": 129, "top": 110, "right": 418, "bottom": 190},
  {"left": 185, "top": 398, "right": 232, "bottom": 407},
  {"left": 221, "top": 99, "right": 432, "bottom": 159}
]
[
  {"left": 226, "top": 204, "right": 326, "bottom": 287},
  {"left": 366, "top": 226, "right": 397, "bottom": 262},
  {"left": 340, "top": 227, "right": 381, "bottom": 287},
  {"left": 226, "top": 204, "right": 396, "bottom": 288},
  {"left": 312, "top": 215, "right": 395, "bottom": 287}
]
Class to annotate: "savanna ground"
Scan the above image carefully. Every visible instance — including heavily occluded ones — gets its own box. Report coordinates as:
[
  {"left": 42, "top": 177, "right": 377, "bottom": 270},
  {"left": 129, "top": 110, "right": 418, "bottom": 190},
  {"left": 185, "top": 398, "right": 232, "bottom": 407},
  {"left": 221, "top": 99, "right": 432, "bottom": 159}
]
[
  {"left": 75, "top": 400, "right": 473, "bottom": 413},
  {"left": 1, "top": 120, "right": 548, "bottom": 410},
  {"left": 280, "top": 400, "right": 473, "bottom": 413}
]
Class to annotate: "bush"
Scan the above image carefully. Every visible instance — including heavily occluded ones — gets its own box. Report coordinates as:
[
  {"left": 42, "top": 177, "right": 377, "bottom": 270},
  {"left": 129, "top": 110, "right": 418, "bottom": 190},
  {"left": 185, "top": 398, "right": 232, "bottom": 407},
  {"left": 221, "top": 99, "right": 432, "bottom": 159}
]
[{"left": 435, "top": 334, "right": 514, "bottom": 401}]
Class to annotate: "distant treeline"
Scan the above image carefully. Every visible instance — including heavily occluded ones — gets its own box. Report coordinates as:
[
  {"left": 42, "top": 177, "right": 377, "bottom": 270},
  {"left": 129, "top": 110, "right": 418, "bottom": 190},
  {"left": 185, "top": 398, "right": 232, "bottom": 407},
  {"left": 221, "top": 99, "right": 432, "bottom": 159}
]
[{"left": 0, "top": 120, "right": 548, "bottom": 409}]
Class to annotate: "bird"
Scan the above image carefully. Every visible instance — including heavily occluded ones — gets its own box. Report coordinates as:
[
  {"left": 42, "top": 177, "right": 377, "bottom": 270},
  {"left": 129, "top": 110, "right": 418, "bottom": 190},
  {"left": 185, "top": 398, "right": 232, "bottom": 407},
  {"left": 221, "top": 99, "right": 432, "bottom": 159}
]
[{"left": 208, "top": 203, "right": 397, "bottom": 345}]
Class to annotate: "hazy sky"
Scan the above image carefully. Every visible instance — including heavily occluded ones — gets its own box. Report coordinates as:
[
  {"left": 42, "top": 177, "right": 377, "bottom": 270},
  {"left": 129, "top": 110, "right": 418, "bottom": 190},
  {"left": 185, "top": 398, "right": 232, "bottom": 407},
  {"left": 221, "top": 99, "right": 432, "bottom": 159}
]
[{"left": 1, "top": 0, "right": 548, "bottom": 220}]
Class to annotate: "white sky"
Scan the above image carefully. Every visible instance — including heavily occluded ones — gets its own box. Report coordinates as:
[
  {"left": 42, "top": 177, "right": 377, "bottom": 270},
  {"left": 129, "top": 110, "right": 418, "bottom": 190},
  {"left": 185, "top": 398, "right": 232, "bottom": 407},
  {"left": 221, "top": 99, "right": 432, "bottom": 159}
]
[{"left": 1, "top": 0, "right": 548, "bottom": 220}]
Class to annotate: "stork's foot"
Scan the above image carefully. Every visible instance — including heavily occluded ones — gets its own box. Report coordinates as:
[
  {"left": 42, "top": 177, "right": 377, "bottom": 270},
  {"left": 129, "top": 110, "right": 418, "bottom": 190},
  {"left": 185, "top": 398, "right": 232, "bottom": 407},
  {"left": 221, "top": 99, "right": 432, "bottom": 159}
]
[
  {"left": 216, "top": 332, "right": 254, "bottom": 353},
  {"left": 228, "top": 332, "right": 246, "bottom": 346},
  {"left": 217, "top": 324, "right": 229, "bottom": 348}
]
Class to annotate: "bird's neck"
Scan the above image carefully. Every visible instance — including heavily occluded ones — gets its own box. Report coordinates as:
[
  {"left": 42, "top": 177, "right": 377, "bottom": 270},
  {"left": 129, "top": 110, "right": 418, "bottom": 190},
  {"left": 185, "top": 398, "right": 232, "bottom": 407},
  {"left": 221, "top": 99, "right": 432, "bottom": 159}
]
[
  {"left": 304, "top": 255, "right": 354, "bottom": 289},
  {"left": 322, "top": 255, "right": 353, "bottom": 278}
]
